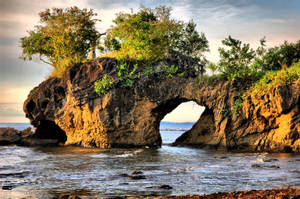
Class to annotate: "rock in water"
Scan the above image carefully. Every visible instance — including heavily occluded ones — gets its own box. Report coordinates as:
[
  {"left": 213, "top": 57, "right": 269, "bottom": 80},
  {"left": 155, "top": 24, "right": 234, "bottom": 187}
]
[{"left": 23, "top": 57, "right": 300, "bottom": 152}]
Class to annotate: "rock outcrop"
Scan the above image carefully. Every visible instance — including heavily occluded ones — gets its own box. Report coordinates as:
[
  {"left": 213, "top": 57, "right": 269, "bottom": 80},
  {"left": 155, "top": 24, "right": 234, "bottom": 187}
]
[
  {"left": 23, "top": 57, "right": 300, "bottom": 152},
  {"left": 0, "top": 127, "right": 63, "bottom": 146}
]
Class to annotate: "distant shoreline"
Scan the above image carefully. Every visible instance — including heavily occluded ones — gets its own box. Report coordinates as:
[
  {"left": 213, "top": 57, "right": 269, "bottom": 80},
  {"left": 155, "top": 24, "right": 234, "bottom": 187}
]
[{"left": 160, "top": 128, "right": 187, "bottom": 131}]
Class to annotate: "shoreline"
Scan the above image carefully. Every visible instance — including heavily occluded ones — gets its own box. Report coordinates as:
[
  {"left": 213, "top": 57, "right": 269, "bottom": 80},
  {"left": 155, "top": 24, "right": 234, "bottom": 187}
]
[{"left": 52, "top": 187, "right": 300, "bottom": 199}]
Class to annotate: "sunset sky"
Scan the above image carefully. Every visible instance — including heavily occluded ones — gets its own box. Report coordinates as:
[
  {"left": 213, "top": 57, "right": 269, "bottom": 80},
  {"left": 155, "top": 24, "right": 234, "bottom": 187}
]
[{"left": 0, "top": 0, "right": 300, "bottom": 123}]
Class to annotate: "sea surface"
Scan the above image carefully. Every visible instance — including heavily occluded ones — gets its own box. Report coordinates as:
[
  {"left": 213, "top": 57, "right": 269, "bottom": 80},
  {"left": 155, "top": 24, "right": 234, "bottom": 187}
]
[{"left": 0, "top": 123, "right": 299, "bottom": 198}]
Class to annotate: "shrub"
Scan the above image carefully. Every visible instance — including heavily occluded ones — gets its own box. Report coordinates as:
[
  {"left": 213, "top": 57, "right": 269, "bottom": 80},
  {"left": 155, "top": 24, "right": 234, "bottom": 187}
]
[
  {"left": 163, "top": 64, "right": 178, "bottom": 78},
  {"left": 232, "top": 98, "right": 243, "bottom": 115},
  {"left": 94, "top": 74, "right": 114, "bottom": 97},
  {"left": 250, "top": 62, "right": 300, "bottom": 95},
  {"left": 259, "top": 40, "right": 300, "bottom": 70}
]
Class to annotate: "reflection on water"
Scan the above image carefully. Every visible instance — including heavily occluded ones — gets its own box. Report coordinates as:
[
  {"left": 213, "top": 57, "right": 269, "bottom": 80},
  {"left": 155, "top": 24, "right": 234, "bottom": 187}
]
[{"left": 0, "top": 131, "right": 299, "bottom": 198}]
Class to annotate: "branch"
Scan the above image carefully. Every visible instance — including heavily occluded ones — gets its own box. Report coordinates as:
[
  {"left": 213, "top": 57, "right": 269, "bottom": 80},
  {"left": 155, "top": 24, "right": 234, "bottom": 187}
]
[
  {"left": 39, "top": 57, "right": 52, "bottom": 66},
  {"left": 99, "top": 32, "right": 106, "bottom": 37}
]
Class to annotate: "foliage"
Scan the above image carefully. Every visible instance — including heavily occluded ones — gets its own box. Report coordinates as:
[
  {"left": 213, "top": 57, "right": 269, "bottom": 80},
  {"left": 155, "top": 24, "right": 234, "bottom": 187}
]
[
  {"left": 177, "top": 72, "right": 186, "bottom": 77},
  {"left": 217, "top": 36, "right": 263, "bottom": 81},
  {"left": 171, "top": 20, "right": 209, "bottom": 62},
  {"left": 94, "top": 74, "right": 114, "bottom": 97},
  {"left": 221, "top": 108, "right": 231, "bottom": 117},
  {"left": 144, "top": 66, "right": 154, "bottom": 76},
  {"left": 258, "top": 40, "right": 300, "bottom": 70},
  {"left": 116, "top": 59, "right": 138, "bottom": 88},
  {"left": 103, "top": 6, "right": 208, "bottom": 67},
  {"left": 163, "top": 64, "right": 178, "bottom": 78},
  {"left": 196, "top": 74, "right": 223, "bottom": 85},
  {"left": 232, "top": 98, "right": 243, "bottom": 115},
  {"left": 250, "top": 62, "right": 300, "bottom": 95},
  {"left": 20, "top": 7, "right": 100, "bottom": 77},
  {"left": 207, "top": 62, "right": 218, "bottom": 75}
]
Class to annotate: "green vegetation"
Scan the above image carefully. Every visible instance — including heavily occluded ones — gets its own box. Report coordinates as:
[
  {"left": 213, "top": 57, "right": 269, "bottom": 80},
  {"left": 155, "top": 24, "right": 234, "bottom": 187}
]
[
  {"left": 217, "top": 36, "right": 266, "bottom": 81},
  {"left": 250, "top": 62, "right": 300, "bottom": 95},
  {"left": 20, "top": 7, "right": 100, "bottom": 77},
  {"left": 163, "top": 65, "right": 178, "bottom": 78},
  {"left": 94, "top": 59, "right": 139, "bottom": 96},
  {"left": 259, "top": 41, "right": 300, "bottom": 70},
  {"left": 94, "top": 74, "right": 114, "bottom": 97},
  {"left": 94, "top": 6, "right": 209, "bottom": 96},
  {"left": 196, "top": 74, "right": 223, "bottom": 85},
  {"left": 215, "top": 37, "right": 300, "bottom": 82},
  {"left": 116, "top": 59, "right": 138, "bottom": 88},
  {"left": 221, "top": 108, "right": 231, "bottom": 117},
  {"left": 232, "top": 98, "right": 243, "bottom": 115},
  {"left": 20, "top": 5, "right": 300, "bottom": 105},
  {"left": 102, "top": 6, "right": 208, "bottom": 65}
]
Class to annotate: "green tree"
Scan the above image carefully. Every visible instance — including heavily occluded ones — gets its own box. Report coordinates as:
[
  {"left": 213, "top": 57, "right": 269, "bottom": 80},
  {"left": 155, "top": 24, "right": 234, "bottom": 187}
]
[
  {"left": 218, "top": 36, "right": 257, "bottom": 80},
  {"left": 20, "top": 7, "right": 100, "bottom": 76},
  {"left": 102, "top": 6, "right": 208, "bottom": 67},
  {"left": 172, "top": 20, "right": 208, "bottom": 60},
  {"left": 103, "top": 6, "right": 182, "bottom": 63},
  {"left": 259, "top": 40, "right": 300, "bottom": 70}
]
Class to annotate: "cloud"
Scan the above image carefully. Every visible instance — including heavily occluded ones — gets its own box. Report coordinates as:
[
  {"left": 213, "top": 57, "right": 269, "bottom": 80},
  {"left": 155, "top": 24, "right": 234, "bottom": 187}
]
[
  {"left": 162, "top": 101, "right": 205, "bottom": 122},
  {"left": 0, "top": 103, "right": 29, "bottom": 123}
]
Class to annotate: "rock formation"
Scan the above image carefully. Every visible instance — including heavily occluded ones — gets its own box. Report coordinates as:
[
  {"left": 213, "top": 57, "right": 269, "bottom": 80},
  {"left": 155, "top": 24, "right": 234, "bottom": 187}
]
[
  {"left": 23, "top": 57, "right": 300, "bottom": 152},
  {"left": 0, "top": 127, "right": 63, "bottom": 146}
]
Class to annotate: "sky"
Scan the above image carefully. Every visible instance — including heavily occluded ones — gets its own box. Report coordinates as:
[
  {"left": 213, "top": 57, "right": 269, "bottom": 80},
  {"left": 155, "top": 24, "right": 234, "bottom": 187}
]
[{"left": 0, "top": 0, "right": 300, "bottom": 123}]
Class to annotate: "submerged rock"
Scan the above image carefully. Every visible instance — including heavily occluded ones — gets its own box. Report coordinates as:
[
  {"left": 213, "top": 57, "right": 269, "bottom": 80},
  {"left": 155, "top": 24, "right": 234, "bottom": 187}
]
[
  {"left": 128, "top": 175, "right": 146, "bottom": 180},
  {"left": 132, "top": 171, "right": 144, "bottom": 175},
  {"left": 2, "top": 185, "right": 14, "bottom": 190},
  {"left": 23, "top": 57, "right": 300, "bottom": 152}
]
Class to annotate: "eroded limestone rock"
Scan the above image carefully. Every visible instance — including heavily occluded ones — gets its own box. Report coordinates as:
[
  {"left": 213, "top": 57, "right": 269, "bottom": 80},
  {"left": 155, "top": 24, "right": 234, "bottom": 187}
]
[{"left": 23, "top": 57, "right": 300, "bottom": 152}]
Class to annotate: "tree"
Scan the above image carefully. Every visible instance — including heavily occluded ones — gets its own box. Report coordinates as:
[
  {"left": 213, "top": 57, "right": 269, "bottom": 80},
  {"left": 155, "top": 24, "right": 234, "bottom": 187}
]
[
  {"left": 218, "top": 36, "right": 257, "bottom": 80},
  {"left": 172, "top": 20, "right": 208, "bottom": 60},
  {"left": 259, "top": 40, "right": 300, "bottom": 70},
  {"left": 102, "top": 6, "right": 208, "bottom": 67},
  {"left": 20, "top": 7, "right": 100, "bottom": 76},
  {"left": 103, "top": 6, "right": 181, "bottom": 63}
]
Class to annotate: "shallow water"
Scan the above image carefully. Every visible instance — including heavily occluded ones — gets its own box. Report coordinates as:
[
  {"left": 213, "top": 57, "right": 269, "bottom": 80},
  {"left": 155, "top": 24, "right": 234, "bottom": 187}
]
[{"left": 0, "top": 124, "right": 299, "bottom": 198}]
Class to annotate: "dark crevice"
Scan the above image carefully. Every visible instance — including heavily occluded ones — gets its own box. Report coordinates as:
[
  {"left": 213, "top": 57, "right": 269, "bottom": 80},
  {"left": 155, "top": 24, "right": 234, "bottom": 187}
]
[{"left": 34, "top": 120, "right": 67, "bottom": 143}]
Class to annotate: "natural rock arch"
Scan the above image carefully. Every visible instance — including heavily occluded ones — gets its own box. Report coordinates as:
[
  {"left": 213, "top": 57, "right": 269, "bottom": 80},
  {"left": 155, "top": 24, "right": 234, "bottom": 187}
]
[{"left": 23, "top": 58, "right": 300, "bottom": 152}]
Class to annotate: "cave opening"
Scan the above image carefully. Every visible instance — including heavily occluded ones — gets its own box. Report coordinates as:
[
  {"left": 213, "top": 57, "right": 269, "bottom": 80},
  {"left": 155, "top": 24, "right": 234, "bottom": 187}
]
[
  {"left": 159, "top": 101, "right": 205, "bottom": 145},
  {"left": 34, "top": 120, "right": 67, "bottom": 144}
]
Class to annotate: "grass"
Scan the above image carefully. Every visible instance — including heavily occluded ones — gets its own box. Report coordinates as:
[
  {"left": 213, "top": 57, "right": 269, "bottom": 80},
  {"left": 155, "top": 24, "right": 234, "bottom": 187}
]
[
  {"left": 250, "top": 62, "right": 300, "bottom": 95},
  {"left": 196, "top": 74, "right": 224, "bottom": 85}
]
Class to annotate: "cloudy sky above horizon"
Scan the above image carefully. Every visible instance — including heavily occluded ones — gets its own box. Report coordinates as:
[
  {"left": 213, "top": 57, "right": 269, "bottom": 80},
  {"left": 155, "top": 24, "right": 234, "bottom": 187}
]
[{"left": 0, "top": 0, "right": 300, "bottom": 123}]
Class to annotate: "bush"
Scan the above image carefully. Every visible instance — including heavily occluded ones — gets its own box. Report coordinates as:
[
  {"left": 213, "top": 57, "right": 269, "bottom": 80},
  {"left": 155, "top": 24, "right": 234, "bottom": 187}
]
[
  {"left": 259, "top": 40, "right": 300, "bottom": 70},
  {"left": 250, "top": 62, "right": 300, "bottom": 95},
  {"left": 116, "top": 59, "right": 138, "bottom": 88},
  {"left": 94, "top": 74, "right": 114, "bottom": 97},
  {"left": 163, "top": 64, "right": 178, "bottom": 78}
]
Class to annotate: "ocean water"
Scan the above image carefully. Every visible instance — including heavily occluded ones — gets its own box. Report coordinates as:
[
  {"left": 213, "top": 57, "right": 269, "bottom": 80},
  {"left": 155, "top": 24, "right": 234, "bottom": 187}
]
[{"left": 0, "top": 123, "right": 299, "bottom": 198}]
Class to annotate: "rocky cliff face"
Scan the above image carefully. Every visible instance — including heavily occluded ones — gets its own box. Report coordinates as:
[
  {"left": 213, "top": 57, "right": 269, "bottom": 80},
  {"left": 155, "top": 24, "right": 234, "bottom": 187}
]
[{"left": 23, "top": 58, "right": 300, "bottom": 152}]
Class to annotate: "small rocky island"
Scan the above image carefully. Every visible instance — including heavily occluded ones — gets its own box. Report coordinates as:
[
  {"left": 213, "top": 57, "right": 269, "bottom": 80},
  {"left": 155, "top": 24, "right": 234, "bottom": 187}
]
[{"left": 22, "top": 55, "right": 300, "bottom": 152}]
